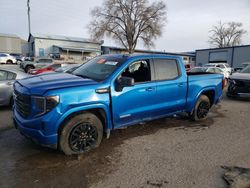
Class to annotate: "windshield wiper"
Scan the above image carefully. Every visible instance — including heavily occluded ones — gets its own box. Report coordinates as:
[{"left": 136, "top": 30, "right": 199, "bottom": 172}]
[{"left": 75, "top": 74, "right": 92, "bottom": 79}]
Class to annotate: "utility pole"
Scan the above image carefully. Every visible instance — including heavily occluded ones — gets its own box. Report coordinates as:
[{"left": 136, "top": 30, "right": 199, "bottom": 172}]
[{"left": 27, "top": 0, "right": 31, "bottom": 35}]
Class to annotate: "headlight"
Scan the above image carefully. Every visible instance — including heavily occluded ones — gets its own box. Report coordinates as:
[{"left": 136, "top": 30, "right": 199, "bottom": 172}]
[{"left": 32, "top": 96, "right": 59, "bottom": 117}]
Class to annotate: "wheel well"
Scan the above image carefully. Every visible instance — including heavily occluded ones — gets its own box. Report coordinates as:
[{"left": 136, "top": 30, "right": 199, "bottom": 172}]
[
  {"left": 7, "top": 59, "right": 13, "bottom": 63},
  {"left": 201, "top": 90, "right": 215, "bottom": 107},
  {"left": 26, "top": 65, "right": 34, "bottom": 68},
  {"left": 58, "top": 108, "right": 107, "bottom": 134}
]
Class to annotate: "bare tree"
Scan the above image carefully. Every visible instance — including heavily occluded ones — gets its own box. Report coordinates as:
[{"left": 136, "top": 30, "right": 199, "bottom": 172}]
[
  {"left": 89, "top": 0, "right": 167, "bottom": 53},
  {"left": 209, "top": 21, "right": 247, "bottom": 48}
]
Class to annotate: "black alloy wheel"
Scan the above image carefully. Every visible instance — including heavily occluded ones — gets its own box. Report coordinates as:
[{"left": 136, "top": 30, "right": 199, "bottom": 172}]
[
  {"left": 59, "top": 112, "right": 103, "bottom": 155},
  {"left": 69, "top": 122, "right": 98, "bottom": 152},
  {"left": 190, "top": 94, "right": 210, "bottom": 121},
  {"left": 197, "top": 101, "right": 210, "bottom": 119}
]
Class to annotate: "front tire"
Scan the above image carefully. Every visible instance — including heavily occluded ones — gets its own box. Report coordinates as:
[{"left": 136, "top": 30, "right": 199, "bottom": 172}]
[
  {"left": 6, "top": 60, "right": 13, "bottom": 64},
  {"left": 59, "top": 112, "right": 103, "bottom": 155},
  {"left": 190, "top": 95, "right": 210, "bottom": 121}
]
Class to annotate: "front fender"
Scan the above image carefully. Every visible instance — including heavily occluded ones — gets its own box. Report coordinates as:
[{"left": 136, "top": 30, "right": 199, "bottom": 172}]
[{"left": 56, "top": 103, "right": 113, "bottom": 132}]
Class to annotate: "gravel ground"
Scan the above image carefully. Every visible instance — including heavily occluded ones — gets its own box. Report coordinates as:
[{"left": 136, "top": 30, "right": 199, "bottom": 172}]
[{"left": 0, "top": 95, "right": 249, "bottom": 188}]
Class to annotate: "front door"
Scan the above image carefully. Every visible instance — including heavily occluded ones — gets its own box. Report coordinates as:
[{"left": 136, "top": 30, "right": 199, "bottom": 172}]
[{"left": 111, "top": 59, "right": 156, "bottom": 128}]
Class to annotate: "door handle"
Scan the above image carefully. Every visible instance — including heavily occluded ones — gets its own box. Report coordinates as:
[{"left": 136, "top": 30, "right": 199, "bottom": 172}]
[
  {"left": 145, "top": 87, "right": 154, "bottom": 92},
  {"left": 178, "top": 83, "right": 184, "bottom": 87}
]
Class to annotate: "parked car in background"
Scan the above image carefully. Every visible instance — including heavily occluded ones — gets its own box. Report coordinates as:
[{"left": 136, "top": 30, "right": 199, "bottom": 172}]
[
  {"left": 10, "top": 53, "right": 23, "bottom": 63},
  {"left": 0, "top": 53, "right": 17, "bottom": 64},
  {"left": 20, "top": 58, "right": 54, "bottom": 73},
  {"left": 29, "top": 64, "right": 62, "bottom": 75},
  {"left": 205, "top": 63, "right": 232, "bottom": 74},
  {"left": 227, "top": 65, "right": 250, "bottom": 99},
  {"left": 22, "top": 57, "right": 34, "bottom": 62},
  {"left": 0, "top": 66, "right": 28, "bottom": 106},
  {"left": 233, "top": 62, "right": 250, "bottom": 73},
  {"left": 49, "top": 53, "right": 61, "bottom": 60},
  {"left": 189, "top": 67, "right": 230, "bottom": 79},
  {"left": 13, "top": 54, "right": 224, "bottom": 155},
  {"left": 242, "top": 62, "right": 250, "bottom": 68},
  {"left": 55, "top": 64, "right": 80, "bottom": 74}
]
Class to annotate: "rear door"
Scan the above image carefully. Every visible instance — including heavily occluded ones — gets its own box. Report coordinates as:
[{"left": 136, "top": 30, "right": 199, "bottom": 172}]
[
  {"left": 111, "top": 59, "right": 157, "bottom": 128},
  {"left": 151, "top": 58, "right": 187, "bottom": 117},
  {"left": 37, "top": 59, "right": 53, "bottom": 68}
]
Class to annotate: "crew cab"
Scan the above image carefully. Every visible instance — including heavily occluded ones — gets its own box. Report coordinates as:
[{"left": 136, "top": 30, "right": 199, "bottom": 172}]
[{"left": 13, "top": 54, "right": 224, "bottom": 155}]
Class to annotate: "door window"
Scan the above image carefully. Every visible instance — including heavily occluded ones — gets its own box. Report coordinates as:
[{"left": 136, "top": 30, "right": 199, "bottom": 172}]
[
  {"left": 38, "top": 59, "right": 53, "bottom": 63},
  {"left": 0, "top": 70, "right": 8, "bottom": 81},
  {"left": 154, "top": 59, "right": 180, "bottom": 80},
  {"left": 121, "top": 60, "right": 151, "bottom": 83},
  {"left": 7, "top": 72, "right": 17, "bottom": 80}
]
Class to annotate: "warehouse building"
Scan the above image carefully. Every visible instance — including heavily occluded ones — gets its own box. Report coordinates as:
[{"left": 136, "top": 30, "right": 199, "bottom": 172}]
[
  {"left": 102, "top": 46, "right": 196, "bottom": 65},
  {"left": 28, "top": 34, "right": 103, "bottom": 63},
  {"left": 196, "top": 45, "right": 250, "bottom": 68},
  {"left": 0, "top": 33, "right": 22, "bottom": 54}
]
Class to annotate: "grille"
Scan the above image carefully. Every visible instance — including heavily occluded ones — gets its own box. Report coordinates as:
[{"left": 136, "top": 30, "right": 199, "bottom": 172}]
[{"left": 14, "top": 90, "right": 31, "bottom": 118}]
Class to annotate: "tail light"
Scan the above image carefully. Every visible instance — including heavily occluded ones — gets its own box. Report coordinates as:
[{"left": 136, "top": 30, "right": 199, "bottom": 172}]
[{"left": 222, "top": 78, "right": 227, "bottom": 90}]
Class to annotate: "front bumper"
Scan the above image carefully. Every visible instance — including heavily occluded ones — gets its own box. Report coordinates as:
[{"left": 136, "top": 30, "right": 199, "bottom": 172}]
[
  {"left": 13, "top": 108, "right": 58, "bottom": 149},
  {"left": 227, "top": 82, "right": 250, "bottom": 98},
  {"left": 227, "top": 92, "right": 250, "bottom": 98}
]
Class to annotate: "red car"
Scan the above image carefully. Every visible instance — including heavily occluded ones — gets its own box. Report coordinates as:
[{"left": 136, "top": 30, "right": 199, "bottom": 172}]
[{"left": 29, "top": 64, "right": 62, "bottom": 75}]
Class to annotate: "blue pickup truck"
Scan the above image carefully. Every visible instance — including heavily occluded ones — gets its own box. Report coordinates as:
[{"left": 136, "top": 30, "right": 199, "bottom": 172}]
[{"left": 13, "top": 54, "right": 224, "bottom": 155}]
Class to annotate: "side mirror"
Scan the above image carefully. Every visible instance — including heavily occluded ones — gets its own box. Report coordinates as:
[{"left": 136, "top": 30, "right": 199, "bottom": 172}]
[{"left": 115, "top": 76, "right": 135, "bottom": 92}]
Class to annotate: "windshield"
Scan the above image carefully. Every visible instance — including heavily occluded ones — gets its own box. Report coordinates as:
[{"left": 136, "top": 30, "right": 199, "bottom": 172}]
[
  {"left": 55, "top": 64, "right": 77, "bottom": 72},
  {"left": 189, "top": 67, "right": 207, "bottom": 72},
  {"left": 73, "top": 56, "right": 127, "bottom": 81},
  {"left": 240, "top": 65, "right": 250, "bottom": 73}
]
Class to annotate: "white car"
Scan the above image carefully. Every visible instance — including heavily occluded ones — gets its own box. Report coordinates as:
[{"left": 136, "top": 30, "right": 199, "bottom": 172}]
[
  {"left": 204, "top": 63, "right": 232, "bottom": 74},
  {"left": 190, "top": 67, "right": 230, "bottom": 79},
  {"left": 0, "top": 53, "right": 17, "bottom": 64}
]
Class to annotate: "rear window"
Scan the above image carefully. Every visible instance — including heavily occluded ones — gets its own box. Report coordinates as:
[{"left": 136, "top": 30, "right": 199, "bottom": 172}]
[
  {"left": 0, "top": 54, "right": 7, "bottom": 57},
  {"left": 153, "top": 59, "right": 180, "bottom": 80}
]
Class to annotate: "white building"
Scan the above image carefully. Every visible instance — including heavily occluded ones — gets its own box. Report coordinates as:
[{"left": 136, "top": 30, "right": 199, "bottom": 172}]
[
  {"left": 28, "top": 34, "right": 103, "bottom": 63},
  {"left": 0, "top": 33, "right": 22, "bottom": 54}
]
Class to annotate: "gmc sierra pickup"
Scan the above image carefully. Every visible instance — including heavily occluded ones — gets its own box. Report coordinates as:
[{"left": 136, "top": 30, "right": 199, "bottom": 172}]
[{"left": 13, "top": 54, "right": 224, "bottom": 155}]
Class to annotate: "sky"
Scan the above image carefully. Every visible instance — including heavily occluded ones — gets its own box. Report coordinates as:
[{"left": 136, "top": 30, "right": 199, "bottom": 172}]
[{"left": 0, "top": 0, "right": 249, "bottom": 52}]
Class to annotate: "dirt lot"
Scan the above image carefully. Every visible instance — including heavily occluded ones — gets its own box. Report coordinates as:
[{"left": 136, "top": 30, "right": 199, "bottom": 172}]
[{"left": 0, "top": 95, "right": 249, "bottom": 188}]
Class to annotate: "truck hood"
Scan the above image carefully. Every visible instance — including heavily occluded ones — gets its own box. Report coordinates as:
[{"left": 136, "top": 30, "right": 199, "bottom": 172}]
[
  {"left": 16, "top": 72, "right": 98, "bottom": 95},
  {"left": 230, "top": 73, "right": 250, "bottom": 80}
]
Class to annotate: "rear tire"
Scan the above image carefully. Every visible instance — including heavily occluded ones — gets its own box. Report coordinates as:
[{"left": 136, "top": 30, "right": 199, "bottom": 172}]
[
  {"left": 59, "top": 112, "right": 103, "bottom": 155},
  {"left": 190, "top": 95, "right": 210, "bottom": 121}
]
